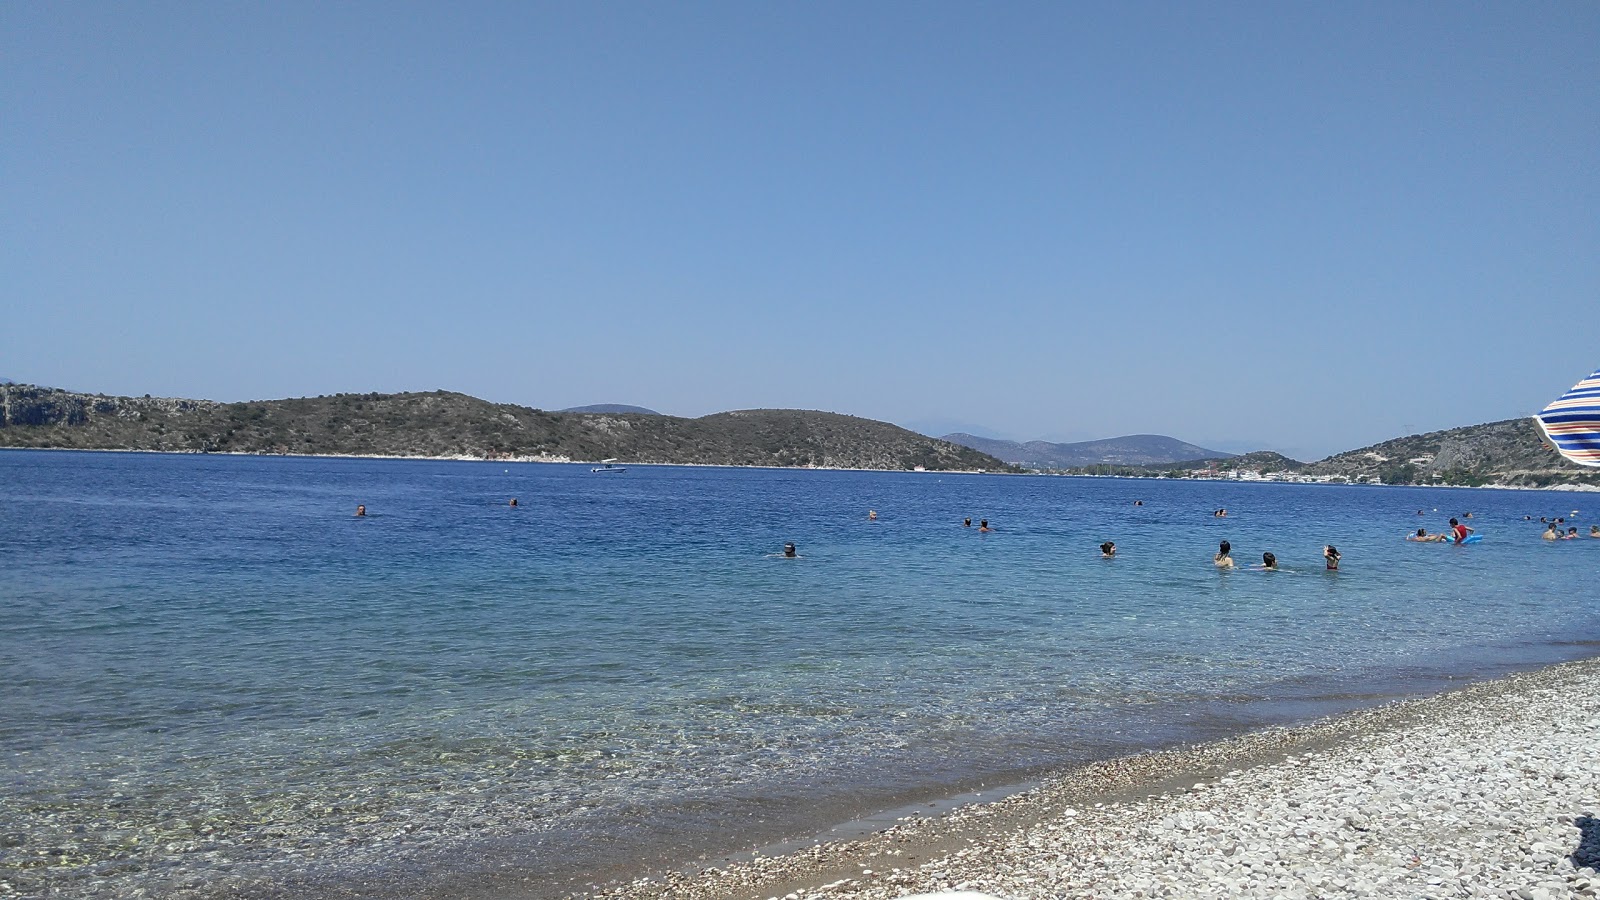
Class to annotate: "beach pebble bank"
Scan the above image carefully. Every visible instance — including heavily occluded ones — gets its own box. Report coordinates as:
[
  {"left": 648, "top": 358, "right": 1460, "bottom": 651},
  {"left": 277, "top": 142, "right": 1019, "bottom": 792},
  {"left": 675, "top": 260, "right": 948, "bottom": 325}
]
[{"left": 597, "top": 659, "right": 1600, "bottom": 900}]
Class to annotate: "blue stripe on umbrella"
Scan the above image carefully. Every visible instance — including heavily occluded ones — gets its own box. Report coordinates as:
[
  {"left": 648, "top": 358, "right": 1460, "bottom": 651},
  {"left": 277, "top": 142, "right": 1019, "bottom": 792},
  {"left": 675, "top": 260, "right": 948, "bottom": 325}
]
[{"left": 1535, "top": 368, "right": 1600, "bottom": 468}]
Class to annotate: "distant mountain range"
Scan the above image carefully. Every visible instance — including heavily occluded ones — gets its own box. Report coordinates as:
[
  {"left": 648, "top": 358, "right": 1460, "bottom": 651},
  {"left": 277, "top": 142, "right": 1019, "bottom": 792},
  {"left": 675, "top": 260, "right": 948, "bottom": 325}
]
[
  {"left": 3, "top": 384, "right": 1592, "bottom": 487},
  {"left": 0, "top": 385, "right": 1009, "bottom": 473},
  {"left": 942, "top": 433, "right": 1235, "bottom": 468},
  {"left": 560, "top": 404, "right": 661, "bottom": 415}
]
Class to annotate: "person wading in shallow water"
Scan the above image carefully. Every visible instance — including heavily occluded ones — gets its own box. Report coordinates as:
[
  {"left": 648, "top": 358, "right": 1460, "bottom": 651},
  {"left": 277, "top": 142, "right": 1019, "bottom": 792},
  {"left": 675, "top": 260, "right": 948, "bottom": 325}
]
[
  {"left": 1324, "top": 545, "right": 1341, "bottom": 570},
  {"left": 1214, "top": 540, "right": 1235, "bottom": 568}
]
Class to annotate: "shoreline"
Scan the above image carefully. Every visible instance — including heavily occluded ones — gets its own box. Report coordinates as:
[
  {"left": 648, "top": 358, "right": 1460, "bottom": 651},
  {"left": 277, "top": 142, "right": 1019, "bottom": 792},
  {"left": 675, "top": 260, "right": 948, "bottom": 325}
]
[
  {"left": 588, "top": 656, "right": 1600, "bottom": 900},
  {"left": 0, "top": 445, "right": 997, "bottom": 476},
  {"left": 3, "top": 446, "right": 1596, "bottom": 491}
]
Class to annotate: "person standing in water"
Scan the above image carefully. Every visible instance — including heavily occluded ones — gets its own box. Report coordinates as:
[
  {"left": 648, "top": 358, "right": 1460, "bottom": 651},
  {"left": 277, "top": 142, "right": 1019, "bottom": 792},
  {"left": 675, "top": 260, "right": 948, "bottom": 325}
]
[
  {"left": 1324, "top": 545, "right": 1341, "bottom": 570},
  {"left": 1214, "top": 541, "right": 1235, "bottom": 568},
  {"left": 1449, "top": 517, "right": 1473, "bottom": 544}
]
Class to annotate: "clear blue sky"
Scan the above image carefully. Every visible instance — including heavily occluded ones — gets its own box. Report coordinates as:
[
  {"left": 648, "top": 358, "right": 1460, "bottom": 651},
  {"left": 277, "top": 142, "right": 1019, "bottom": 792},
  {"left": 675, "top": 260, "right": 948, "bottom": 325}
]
[{"left": 5, "top": 3, "right": 1596, "bottom": 460}]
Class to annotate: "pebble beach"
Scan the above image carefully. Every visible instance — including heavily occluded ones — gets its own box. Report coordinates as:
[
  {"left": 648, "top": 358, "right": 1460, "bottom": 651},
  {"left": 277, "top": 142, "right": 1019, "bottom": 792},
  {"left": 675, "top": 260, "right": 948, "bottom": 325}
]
[{"left": 598, "top": 657, "right": 1600, "bottom": 900}]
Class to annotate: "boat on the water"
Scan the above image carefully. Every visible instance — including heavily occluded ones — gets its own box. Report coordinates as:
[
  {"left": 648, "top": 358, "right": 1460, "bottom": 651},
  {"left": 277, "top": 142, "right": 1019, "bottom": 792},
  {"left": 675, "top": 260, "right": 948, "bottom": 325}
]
[{"left": 591, "top": 459, "right": 627, "bottom": 474}]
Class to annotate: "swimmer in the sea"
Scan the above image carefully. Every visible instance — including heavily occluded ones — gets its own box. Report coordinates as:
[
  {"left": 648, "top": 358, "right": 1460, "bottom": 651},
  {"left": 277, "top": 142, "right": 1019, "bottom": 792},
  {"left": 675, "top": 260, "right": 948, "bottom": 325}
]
[
  {"left": 1100, "top": 541, "right": 1116, "bottom": 558},
  {"left": 1214, "top": 508, "right": 1227, "bottom": 518},
  {"left": 1565, "top": 527, "right": 1580, "bottom": 540},
  {"left": 509, "top": 498, "right": 518, "bottom": 507},
  {"left": 1134, "top": 500, "right": 1144, "bottom": 506},
  {"left": 1542, "top": 523, "right": 1560, "bottom": 541},
  {"left": 783, "top": 542, "right": 799, "bottom": 558},
  {"left": 963, "top": 518, "right": 972, "bottom": 528},
  {"left": 1407, "top": 528, "right": 1446, "bottom": 542},
  {"left": 1214, "top": 541, "right": 1235, "bottom": 568},
  {"left": 355, "top": 505, "right": 366, "bottom": 517},
  {"left": 1324, "top": 545, "right": 1340, "bottom": 571},
  {"left": 1590, "top": 525, "right": 1600, "bottom": 538},
  {"left": 1258, "top": 551, "right": 1278, "bottom": 571},
  {"left": 978, "top": 519, "right": 993, "bottom": 533},
  {"left": 868, "top": 510, "right": 878, "bottom": 521}
]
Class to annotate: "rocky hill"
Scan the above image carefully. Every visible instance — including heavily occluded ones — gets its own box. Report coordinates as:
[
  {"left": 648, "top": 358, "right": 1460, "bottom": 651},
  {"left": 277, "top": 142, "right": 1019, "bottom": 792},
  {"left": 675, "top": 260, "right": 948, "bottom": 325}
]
[
  {"left": 0, "top": 385, "right": 1009, "bottom": 472},
  {"left": 943, "top": 432, "right": 1234, "bottom": 469},
  {"left": 1201, "top": 451, "right": 1307, "bottom": 473},
  {"left": 1301, "top": 418, "right": 1595, "bottom": 488},
  {"left": 1065, "top": 451, "right": 1305, "bottom": 479},
  {"left": 1063, "top": 420, "right": 1596, "bottom": 488}
]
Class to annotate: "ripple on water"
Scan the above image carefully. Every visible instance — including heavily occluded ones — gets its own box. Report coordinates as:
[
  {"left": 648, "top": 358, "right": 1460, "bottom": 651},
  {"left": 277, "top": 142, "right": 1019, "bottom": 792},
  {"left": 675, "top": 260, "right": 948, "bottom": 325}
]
[{"left": 2, "top": 454, "right": 1597, "bottom": 897}]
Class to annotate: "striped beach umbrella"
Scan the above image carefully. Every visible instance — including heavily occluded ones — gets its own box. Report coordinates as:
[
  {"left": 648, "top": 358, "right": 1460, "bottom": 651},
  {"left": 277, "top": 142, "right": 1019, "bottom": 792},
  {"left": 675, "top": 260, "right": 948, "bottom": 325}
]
[{"left": 1534, "top": 367, "right": 1600, "bottom": 467}]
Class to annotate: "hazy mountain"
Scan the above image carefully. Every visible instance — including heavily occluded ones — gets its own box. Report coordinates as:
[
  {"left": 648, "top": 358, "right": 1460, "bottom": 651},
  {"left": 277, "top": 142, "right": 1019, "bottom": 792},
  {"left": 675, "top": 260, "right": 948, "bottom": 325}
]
[
  {"left": 560, "top": 404, "right": 661, "bottom": 415},
  {"left": 943, "top": 432, "right": 1236, "bottom": 469},
  {"left": 901, "top": 417, "right": 1010, "bottom": 441},
  {"left": 0, "top": 385, "right": 1010, "bottom": 473}
]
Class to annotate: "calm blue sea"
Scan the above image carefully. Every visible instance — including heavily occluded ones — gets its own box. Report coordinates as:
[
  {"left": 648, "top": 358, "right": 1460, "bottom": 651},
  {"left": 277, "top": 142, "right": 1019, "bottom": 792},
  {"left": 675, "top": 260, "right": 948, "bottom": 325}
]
[{"left": 3, "top": 450, "right": 1597, "bottom": 898}]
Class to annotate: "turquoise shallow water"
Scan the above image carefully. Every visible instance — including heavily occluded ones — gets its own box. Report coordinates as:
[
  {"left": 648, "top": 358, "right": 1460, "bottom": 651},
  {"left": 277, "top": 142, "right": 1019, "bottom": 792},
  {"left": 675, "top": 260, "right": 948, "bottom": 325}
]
[{"left": 2, "top": 450, "right": 1597, "bottom": 897}]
